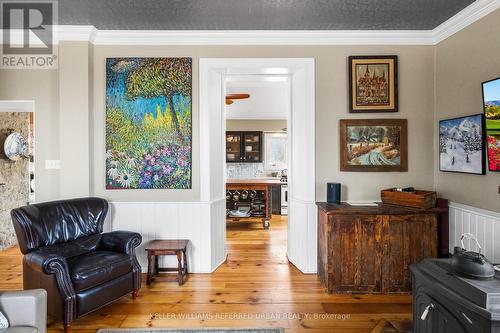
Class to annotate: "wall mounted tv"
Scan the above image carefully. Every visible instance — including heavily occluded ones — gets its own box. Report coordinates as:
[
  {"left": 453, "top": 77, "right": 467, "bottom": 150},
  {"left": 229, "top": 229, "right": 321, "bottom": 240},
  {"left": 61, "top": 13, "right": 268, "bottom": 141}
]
[{"left": 482, "top": 77, "right": 500, "bottom": 172}]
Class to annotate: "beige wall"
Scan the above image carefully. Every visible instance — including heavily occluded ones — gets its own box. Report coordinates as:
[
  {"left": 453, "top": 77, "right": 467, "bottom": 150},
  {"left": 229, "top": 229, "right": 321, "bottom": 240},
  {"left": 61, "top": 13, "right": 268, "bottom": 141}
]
[
  {"left": 91, "top": 45, "right": 435, "bottom": 202},
  {"left": 435, "top": 9, "right": 500, "bottom": 212},
  {"left": 59, "top": 42, "right": 91, "bottom": 198},
  {"left": 226, "top": 119, "right": 287, "bottom": 132},
  {"left": 0, "top": 44, "right": 437, "bottom": 203}
]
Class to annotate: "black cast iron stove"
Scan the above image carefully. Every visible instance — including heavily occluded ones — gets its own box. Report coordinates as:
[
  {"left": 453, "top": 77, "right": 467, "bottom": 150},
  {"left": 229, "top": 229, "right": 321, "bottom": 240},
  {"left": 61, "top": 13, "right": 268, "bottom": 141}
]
[{"left": 410, "top": 258, "right": 500, "bottom": 333}]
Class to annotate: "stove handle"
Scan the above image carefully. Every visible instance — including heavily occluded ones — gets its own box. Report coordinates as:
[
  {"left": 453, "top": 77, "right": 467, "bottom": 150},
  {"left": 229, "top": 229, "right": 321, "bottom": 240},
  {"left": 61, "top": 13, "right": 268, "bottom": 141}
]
[
  {"left": 461, "top": 312, "right": 473, "bottom": 325},
  {"left": 420, "top": 303, "right": 434, "bottom": 321}
]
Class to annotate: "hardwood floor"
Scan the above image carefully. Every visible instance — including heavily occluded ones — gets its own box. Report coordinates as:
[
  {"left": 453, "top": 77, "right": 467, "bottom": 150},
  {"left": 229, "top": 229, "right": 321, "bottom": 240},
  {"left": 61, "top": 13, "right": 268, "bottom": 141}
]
[{"left": 0, "top": 215, "right": 412, "bottom": 333}]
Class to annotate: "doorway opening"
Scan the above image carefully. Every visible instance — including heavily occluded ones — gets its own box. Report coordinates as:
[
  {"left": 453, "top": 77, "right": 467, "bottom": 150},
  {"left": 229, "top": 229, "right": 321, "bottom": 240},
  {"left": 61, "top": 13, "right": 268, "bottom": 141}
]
[
  {"left": 224, "top": 74, "right": 290, "bottom": 260},
  {"left": 0, "top": 100, "right": 35, "bottom": 251},
  {"left": 200, "top": 58, "right": 316, "bottom": 273}
]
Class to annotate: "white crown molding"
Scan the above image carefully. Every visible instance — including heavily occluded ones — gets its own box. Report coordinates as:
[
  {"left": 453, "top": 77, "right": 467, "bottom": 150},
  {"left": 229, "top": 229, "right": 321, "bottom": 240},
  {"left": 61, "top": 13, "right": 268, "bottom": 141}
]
[
  {"left": 55, "top": 25, "right": 97, "bottom": 42},
  {"left": 90, "top": 29, "right": 434, "bottom": 45},
  {"left": 33, "top": 0, "right": 500, "bottom": 45},
  {"left": 432, "top": 0, "right": 500, "bottom": 44}
]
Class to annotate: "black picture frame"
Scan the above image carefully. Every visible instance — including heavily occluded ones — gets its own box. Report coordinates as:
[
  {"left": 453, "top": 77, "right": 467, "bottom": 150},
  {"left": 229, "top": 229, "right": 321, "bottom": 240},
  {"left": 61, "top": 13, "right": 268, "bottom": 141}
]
[
  {"left": 438, "top": 114, "right": 486, "bottom": 175},
  {"left": 481, "top": 76, "right": 500, "bottom": 172},
  {"left": 348, "top": 55, "right": 398, "bottom": 113}
]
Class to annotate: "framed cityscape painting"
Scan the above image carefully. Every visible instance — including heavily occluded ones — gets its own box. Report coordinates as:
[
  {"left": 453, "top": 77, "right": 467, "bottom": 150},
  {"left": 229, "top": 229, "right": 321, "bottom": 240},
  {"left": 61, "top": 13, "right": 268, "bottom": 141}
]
[
  {"left": 482, "top": 77, "right": 500, "bottom": 171},
  {"left": 339, "top": 119, "right": 407, "bottom": 172},
  {"left": 439, "top": 114, "right": 485, "bottom": 175},
  {"left": 348, "top": 55, "right": 398, "bottom": 113},
  {"left": 105, "top": 57, "right": 192, "bottom": 189}
]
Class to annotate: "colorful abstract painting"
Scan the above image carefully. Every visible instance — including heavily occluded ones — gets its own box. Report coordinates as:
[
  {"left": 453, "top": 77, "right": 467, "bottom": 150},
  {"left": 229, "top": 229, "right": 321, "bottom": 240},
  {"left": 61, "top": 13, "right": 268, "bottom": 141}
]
[
  {"left": 482, "top": 77, "right": 500, "bottom": 171},
  {"left": 105, "top": 57, "right": 192, "bottom": 189}
]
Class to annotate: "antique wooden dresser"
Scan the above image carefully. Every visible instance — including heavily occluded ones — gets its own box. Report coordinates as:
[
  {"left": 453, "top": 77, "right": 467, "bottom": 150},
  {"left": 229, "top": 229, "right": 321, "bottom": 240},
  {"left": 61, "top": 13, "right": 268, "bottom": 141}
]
[{"left": 317, "top": 202, "right": 438, "bottom": 294}]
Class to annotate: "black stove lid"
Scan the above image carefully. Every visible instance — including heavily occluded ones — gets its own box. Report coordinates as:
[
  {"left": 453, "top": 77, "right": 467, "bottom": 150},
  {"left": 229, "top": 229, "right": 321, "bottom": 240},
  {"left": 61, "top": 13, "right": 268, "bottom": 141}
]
[{"left": 411, "top": 258, "right": 500, "bottom": 315}]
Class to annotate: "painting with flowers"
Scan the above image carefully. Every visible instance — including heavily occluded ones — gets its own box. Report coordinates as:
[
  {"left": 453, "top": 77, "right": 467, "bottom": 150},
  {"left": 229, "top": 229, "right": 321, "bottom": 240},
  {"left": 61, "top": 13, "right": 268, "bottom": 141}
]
[
  {"left": 106, "top": 57, "right": 192, "bottom": 189},
  {"left": 482, "top": 77, "right": 500, "bottom": 171}
]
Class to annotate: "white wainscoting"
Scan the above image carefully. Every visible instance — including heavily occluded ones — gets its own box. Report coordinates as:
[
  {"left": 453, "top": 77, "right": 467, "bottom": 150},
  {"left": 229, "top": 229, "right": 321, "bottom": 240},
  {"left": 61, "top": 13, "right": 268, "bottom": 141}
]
[
  {"left": 210, "top": 198, "right": 227, "bottom": 271},
  {"left": 449, "top": 202, "right": 500, "bottom": 263},
  {"left": 104, "top": 200, "right": 227, "bottom": 273},
  {"left": 287, "top": 199, "right": 318, "bottom": 273}
]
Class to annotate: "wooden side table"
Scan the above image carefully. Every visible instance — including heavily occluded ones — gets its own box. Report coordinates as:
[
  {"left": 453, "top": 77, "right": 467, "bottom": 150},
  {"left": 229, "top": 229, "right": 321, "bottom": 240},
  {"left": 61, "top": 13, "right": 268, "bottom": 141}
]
[{"left": 144, "top": 239, "right": 189, "bottom": 286}]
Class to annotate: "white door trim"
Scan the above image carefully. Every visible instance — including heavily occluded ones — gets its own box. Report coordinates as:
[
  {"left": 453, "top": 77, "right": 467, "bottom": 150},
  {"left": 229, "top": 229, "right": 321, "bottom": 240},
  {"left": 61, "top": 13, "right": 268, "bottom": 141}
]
[
  {"left": 199, "top": 58, "right": 316, "bottom": 273},
  {"left": 0, "top": 100, "right": 34, "bottom": 113}
]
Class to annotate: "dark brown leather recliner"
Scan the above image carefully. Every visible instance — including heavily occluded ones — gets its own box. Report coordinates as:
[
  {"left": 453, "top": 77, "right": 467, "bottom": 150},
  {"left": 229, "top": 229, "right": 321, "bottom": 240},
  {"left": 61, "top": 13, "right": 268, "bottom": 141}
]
[{"left": 10, "top": 197, "right": 142, "bottom": 333}]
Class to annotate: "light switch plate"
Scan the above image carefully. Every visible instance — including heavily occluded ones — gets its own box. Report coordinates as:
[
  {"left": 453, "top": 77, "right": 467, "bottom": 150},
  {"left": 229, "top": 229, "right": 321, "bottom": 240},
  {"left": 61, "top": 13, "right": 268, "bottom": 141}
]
[{"left": 45, "top": 160, "right": 61, "bottom": 169}]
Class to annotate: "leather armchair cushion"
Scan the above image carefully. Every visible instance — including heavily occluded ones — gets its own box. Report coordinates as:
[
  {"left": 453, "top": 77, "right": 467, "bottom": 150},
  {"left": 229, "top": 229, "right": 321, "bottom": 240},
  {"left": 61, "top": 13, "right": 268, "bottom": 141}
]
[
  {"left": 36, "top": 234, "right": 102, "bottom": 260},
  {"left": 67, "top": 251, "right": 132, "bottom": 291}
]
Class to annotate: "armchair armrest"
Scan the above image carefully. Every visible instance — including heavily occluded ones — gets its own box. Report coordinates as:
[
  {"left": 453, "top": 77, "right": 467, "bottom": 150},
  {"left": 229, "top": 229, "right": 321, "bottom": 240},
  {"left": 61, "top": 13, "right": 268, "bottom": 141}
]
[
  {"left": 24, "top": 251, "right": 70, "bottom": 276},
  {"left": 23, "top": 251, "right": 76, "bottom": 321},
  {"left": 0, "top": 289, "right": 47, "bottom": 333},
  {"left": 101, "top": 231, "right": 142, "bottom": 255}
]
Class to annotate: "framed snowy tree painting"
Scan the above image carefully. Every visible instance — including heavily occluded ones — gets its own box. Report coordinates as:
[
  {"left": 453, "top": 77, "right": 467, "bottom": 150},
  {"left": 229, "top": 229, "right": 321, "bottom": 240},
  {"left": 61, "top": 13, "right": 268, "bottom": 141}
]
[{"left": 439, "top": 114, "right": 486, "bottom": 175}]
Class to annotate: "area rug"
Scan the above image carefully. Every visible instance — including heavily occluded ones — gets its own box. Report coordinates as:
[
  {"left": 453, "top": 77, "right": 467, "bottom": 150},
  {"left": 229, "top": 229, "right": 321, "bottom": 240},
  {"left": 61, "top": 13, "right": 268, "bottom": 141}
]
[{"left": 98, "top": 329, "right": 283, "bottom": 333}]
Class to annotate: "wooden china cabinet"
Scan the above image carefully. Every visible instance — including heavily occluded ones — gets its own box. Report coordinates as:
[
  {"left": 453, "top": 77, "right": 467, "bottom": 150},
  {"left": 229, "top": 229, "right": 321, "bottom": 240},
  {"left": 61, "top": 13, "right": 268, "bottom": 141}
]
[{"left": 226, "top": 131, "right": 262, "bottom": 163}]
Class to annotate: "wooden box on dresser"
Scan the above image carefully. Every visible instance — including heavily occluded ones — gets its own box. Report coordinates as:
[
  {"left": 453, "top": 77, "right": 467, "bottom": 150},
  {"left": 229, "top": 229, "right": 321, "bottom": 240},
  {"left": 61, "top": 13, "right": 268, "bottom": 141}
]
[{"left": 317, "top": 202, "right": 438, "bottom": 294}]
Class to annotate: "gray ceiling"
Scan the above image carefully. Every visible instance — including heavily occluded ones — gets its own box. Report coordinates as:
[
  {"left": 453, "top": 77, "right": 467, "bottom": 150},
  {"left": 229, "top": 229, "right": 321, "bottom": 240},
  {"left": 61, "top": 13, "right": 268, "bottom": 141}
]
[{"left": 58, "top": 0, "right": 475, "bottom": 30}]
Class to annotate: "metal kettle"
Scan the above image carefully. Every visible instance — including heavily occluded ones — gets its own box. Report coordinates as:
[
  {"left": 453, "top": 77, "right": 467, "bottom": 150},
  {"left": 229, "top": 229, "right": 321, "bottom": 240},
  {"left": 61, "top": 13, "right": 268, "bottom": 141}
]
[{"left": 451, "top": 233, "right": 495, "bottom": 280}]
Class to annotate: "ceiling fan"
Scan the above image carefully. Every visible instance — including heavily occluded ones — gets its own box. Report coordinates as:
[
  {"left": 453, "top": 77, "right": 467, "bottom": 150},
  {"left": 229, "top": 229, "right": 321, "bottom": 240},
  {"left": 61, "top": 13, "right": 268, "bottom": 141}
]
[{"left": 225, "top": 93, "right": 250, "bottom": 105}]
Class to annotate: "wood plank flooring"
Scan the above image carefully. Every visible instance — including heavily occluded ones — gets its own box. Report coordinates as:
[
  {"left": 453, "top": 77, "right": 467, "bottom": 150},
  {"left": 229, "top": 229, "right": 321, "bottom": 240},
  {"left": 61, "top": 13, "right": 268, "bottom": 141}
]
[{"left": 0, "top": 216, "right": 412, "bottom": 333}]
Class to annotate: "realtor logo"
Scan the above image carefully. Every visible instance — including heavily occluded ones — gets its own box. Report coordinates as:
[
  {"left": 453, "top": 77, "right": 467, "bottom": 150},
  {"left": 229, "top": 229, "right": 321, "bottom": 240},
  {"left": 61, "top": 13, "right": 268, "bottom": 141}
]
[{"left": 1, "top": 0, "right": 58, "bottom": 69}]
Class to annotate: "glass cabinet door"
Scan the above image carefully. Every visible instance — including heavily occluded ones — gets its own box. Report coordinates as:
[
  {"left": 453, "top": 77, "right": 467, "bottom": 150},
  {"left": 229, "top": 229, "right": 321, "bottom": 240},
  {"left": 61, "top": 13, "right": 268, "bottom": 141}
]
[
  {"left": 226, "top": 132, "right": 242, "bottom": 162},
  {"left": 243, "top": 132, "right": 261, "bottom": 162}
]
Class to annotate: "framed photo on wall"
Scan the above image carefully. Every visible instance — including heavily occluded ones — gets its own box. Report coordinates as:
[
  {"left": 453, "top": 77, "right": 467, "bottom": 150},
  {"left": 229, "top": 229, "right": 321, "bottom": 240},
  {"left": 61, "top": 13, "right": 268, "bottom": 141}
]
[
  {"left": 439, "top": 114, "right": 485, "bottom": 175},
  {"left": 339, "top": 119, "right": 408, "bottom": 172},
  {"left": 349, "top": 55, "right": 398, "bottom": 113},
  {"left": 482, "top": 77, "right": 500, "bottom": 172}
]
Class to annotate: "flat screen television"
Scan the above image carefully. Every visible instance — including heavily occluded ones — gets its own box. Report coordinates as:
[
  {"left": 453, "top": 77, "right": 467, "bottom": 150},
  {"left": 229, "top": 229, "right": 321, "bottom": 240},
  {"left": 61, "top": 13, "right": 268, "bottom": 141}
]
[{"left": 482, "top": 77, "right": 500, "bottom": 171}]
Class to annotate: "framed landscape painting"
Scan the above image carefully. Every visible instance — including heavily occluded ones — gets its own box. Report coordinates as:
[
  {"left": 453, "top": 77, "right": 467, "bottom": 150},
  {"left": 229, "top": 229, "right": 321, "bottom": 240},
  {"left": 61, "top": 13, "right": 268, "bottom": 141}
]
[
  {"left": 349, "top": 55, "right": 398, "bottom": 113},
  {"left": 482, "top": 77, "right": 500, "bottom": 171},
  {"left": 439, "top": 114, "right": 485, "bottom": 175},
  {"left": 105, "top": 57, "right": 192, "bottom": 189},
  {"left": 339, "top": 119, "right": 407, "bottom": 172}
]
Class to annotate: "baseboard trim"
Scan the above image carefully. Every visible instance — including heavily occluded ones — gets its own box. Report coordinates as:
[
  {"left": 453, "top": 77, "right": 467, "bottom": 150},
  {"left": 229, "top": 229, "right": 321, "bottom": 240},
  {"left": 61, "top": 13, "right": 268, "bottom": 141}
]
[{"left": 210, "top": 253, "right": 228, "bottom": 274}]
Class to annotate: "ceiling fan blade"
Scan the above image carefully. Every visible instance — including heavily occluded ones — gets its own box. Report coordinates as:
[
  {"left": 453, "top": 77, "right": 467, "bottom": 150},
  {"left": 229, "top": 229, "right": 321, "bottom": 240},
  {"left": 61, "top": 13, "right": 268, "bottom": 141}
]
[{"left": 225, "top": 93, "right": 250, "bottom": 100}]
